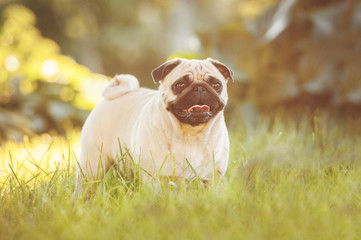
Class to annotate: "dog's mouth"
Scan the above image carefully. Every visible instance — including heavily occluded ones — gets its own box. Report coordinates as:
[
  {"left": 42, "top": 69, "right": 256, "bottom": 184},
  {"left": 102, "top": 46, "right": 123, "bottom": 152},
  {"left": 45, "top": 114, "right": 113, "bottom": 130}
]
[
  {"left": 171, "top": 103, "right": 221, "bottom": 126},
  {"left": 177, "top": 104, "right": 213, "bottom": 123},
  {"left": 168, "top": 99, "right": 223, "bottom": 126},
  {"left": 183, "top": 105, "right": 210, "bottom": 114}
]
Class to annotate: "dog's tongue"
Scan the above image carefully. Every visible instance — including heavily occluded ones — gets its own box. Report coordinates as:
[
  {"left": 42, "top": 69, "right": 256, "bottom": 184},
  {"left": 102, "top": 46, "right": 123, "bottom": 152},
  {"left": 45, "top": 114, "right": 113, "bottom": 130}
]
[{"left": 188, "top": 105, "right": 210, "bottom": 112}]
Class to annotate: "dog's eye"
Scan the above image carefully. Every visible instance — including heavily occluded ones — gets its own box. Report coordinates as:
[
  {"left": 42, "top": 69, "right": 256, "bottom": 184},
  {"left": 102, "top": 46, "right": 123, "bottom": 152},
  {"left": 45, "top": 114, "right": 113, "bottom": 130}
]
[
  {"left": 172, "top": 81, "right": 187, "bottom": 94},
  {"left": 207, "top": 76, "right": 223, "bottom": 93},
  {"left": 175, "top": 82, "right": 186, "bottom": 91},
  {"left": 212, "top": 83, "right": 222, "bottom": 90}
]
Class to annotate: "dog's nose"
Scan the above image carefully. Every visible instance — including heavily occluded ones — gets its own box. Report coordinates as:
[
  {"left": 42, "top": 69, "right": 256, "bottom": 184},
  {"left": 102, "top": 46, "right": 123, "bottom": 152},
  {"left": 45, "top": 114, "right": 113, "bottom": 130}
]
[{"left": 193, "top": 85, "right": 206, "bottom": 93}]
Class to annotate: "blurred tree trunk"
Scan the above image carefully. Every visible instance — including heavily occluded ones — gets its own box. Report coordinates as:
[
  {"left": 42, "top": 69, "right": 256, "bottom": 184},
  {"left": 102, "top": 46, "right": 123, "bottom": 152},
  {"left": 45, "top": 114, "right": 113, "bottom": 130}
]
[
  {"left": 77, "top": 36, "right": 104, "bottom": 73},
  {"left": 167, "top": 0, "right": 198, "bottom": 53}
]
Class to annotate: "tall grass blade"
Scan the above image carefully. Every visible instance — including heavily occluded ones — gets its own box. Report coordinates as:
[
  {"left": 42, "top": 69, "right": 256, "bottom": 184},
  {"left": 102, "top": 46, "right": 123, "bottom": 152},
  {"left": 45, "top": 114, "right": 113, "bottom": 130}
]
[
  {"left": 185, "top": 158, "right": 204, "bottom": 189},
  {"left": 8, "top": 163, "right": 24, "bottom": 193},
  {"left": 156, "top": 153, "right": 169, "bottom": 177}
]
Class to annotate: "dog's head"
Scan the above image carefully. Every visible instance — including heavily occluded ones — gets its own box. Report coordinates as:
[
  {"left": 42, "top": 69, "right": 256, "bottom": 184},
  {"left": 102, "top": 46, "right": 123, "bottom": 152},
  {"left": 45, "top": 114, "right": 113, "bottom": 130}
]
[{"left": 152, "top": 58, "right": 233, "bottom": 126}]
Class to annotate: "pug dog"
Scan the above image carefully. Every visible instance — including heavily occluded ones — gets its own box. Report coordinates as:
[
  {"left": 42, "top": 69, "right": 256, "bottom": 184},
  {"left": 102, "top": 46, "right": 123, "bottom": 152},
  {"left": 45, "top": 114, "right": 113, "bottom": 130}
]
[{"left": 76, "top": 58, "right": 233, "bottom": 188}]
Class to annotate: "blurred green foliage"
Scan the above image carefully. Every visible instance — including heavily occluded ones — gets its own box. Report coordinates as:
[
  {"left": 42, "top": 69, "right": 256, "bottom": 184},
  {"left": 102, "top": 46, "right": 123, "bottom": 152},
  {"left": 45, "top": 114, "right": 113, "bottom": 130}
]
[
  {"left": 17, "top": 0, "right": 173, "bottom": 82},
  {"left": 0, "top": 4, "right": 108, "bottom": 142}
]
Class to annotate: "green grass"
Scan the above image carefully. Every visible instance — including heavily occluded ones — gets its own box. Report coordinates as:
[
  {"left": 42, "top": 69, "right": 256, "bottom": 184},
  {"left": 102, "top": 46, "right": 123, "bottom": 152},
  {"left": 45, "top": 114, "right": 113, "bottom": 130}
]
[{"left": 1, "top": 113, "right": 361, "bottom": 240}]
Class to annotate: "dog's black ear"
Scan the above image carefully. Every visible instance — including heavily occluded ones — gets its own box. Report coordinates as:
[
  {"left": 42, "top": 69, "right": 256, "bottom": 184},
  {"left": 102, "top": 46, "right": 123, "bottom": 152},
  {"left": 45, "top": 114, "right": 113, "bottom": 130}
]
[
  {"left": 151, "top": 58, "right": 182, "bottom": 83},
  {"left": 207, "top": 58, "right": 234, "bottom": 83}
]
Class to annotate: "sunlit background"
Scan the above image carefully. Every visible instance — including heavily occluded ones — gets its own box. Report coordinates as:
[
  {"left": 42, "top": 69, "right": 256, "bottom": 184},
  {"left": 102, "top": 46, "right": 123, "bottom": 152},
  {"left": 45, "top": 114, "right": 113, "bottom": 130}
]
[{"left": 1, "top": 0, "right": 360, "bottom": 143}]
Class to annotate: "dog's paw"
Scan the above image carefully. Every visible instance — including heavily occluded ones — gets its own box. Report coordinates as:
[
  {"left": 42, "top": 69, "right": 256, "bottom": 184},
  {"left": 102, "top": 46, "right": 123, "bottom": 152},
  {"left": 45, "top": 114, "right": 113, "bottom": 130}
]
[{"left": 102, "top": 74, "right": 140, "bottom": 100}]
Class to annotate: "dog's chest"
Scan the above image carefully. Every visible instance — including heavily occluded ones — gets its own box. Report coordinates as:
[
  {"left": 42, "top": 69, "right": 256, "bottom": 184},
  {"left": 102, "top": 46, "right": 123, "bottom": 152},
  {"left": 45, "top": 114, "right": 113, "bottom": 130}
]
[{"left": 171, "top": 135, "right": 214, "bottom": 173}]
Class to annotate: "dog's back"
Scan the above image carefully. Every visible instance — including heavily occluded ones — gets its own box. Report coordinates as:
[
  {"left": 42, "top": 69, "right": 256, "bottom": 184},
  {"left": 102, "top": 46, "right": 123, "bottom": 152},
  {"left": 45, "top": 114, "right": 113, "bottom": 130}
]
[{"left": 77, "top": 75, "right": 156, "bottom": 185}]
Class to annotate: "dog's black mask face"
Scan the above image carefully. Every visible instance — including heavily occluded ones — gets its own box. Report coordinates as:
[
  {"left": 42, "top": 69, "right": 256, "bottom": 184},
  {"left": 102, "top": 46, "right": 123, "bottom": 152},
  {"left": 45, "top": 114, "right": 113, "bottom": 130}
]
[{"left": 166, "top": 74, "right": 225, "bottom": 126}]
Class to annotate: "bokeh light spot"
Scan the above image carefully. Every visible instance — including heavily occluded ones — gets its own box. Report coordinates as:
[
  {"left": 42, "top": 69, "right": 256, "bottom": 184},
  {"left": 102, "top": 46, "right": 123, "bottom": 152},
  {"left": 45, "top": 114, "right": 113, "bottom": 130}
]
[
  {"left": 5, "top": 55, "right": 19, "bottom": 72},
  {"left": 41, "top": 59, "right": 59, "bottom": 78}
]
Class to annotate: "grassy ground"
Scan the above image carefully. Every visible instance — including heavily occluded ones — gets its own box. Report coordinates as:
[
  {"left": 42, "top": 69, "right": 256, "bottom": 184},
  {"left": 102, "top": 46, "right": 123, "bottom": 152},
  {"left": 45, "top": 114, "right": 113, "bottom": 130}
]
[{"left": 1, "top": 113, "right": 361, "bottom": 240}]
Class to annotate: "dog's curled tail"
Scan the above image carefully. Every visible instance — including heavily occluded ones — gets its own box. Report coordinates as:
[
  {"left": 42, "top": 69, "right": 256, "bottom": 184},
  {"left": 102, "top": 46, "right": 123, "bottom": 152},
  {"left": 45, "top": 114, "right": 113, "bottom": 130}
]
[{"left": 101, "top": 74, "right": 140, "bottom": 100}]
